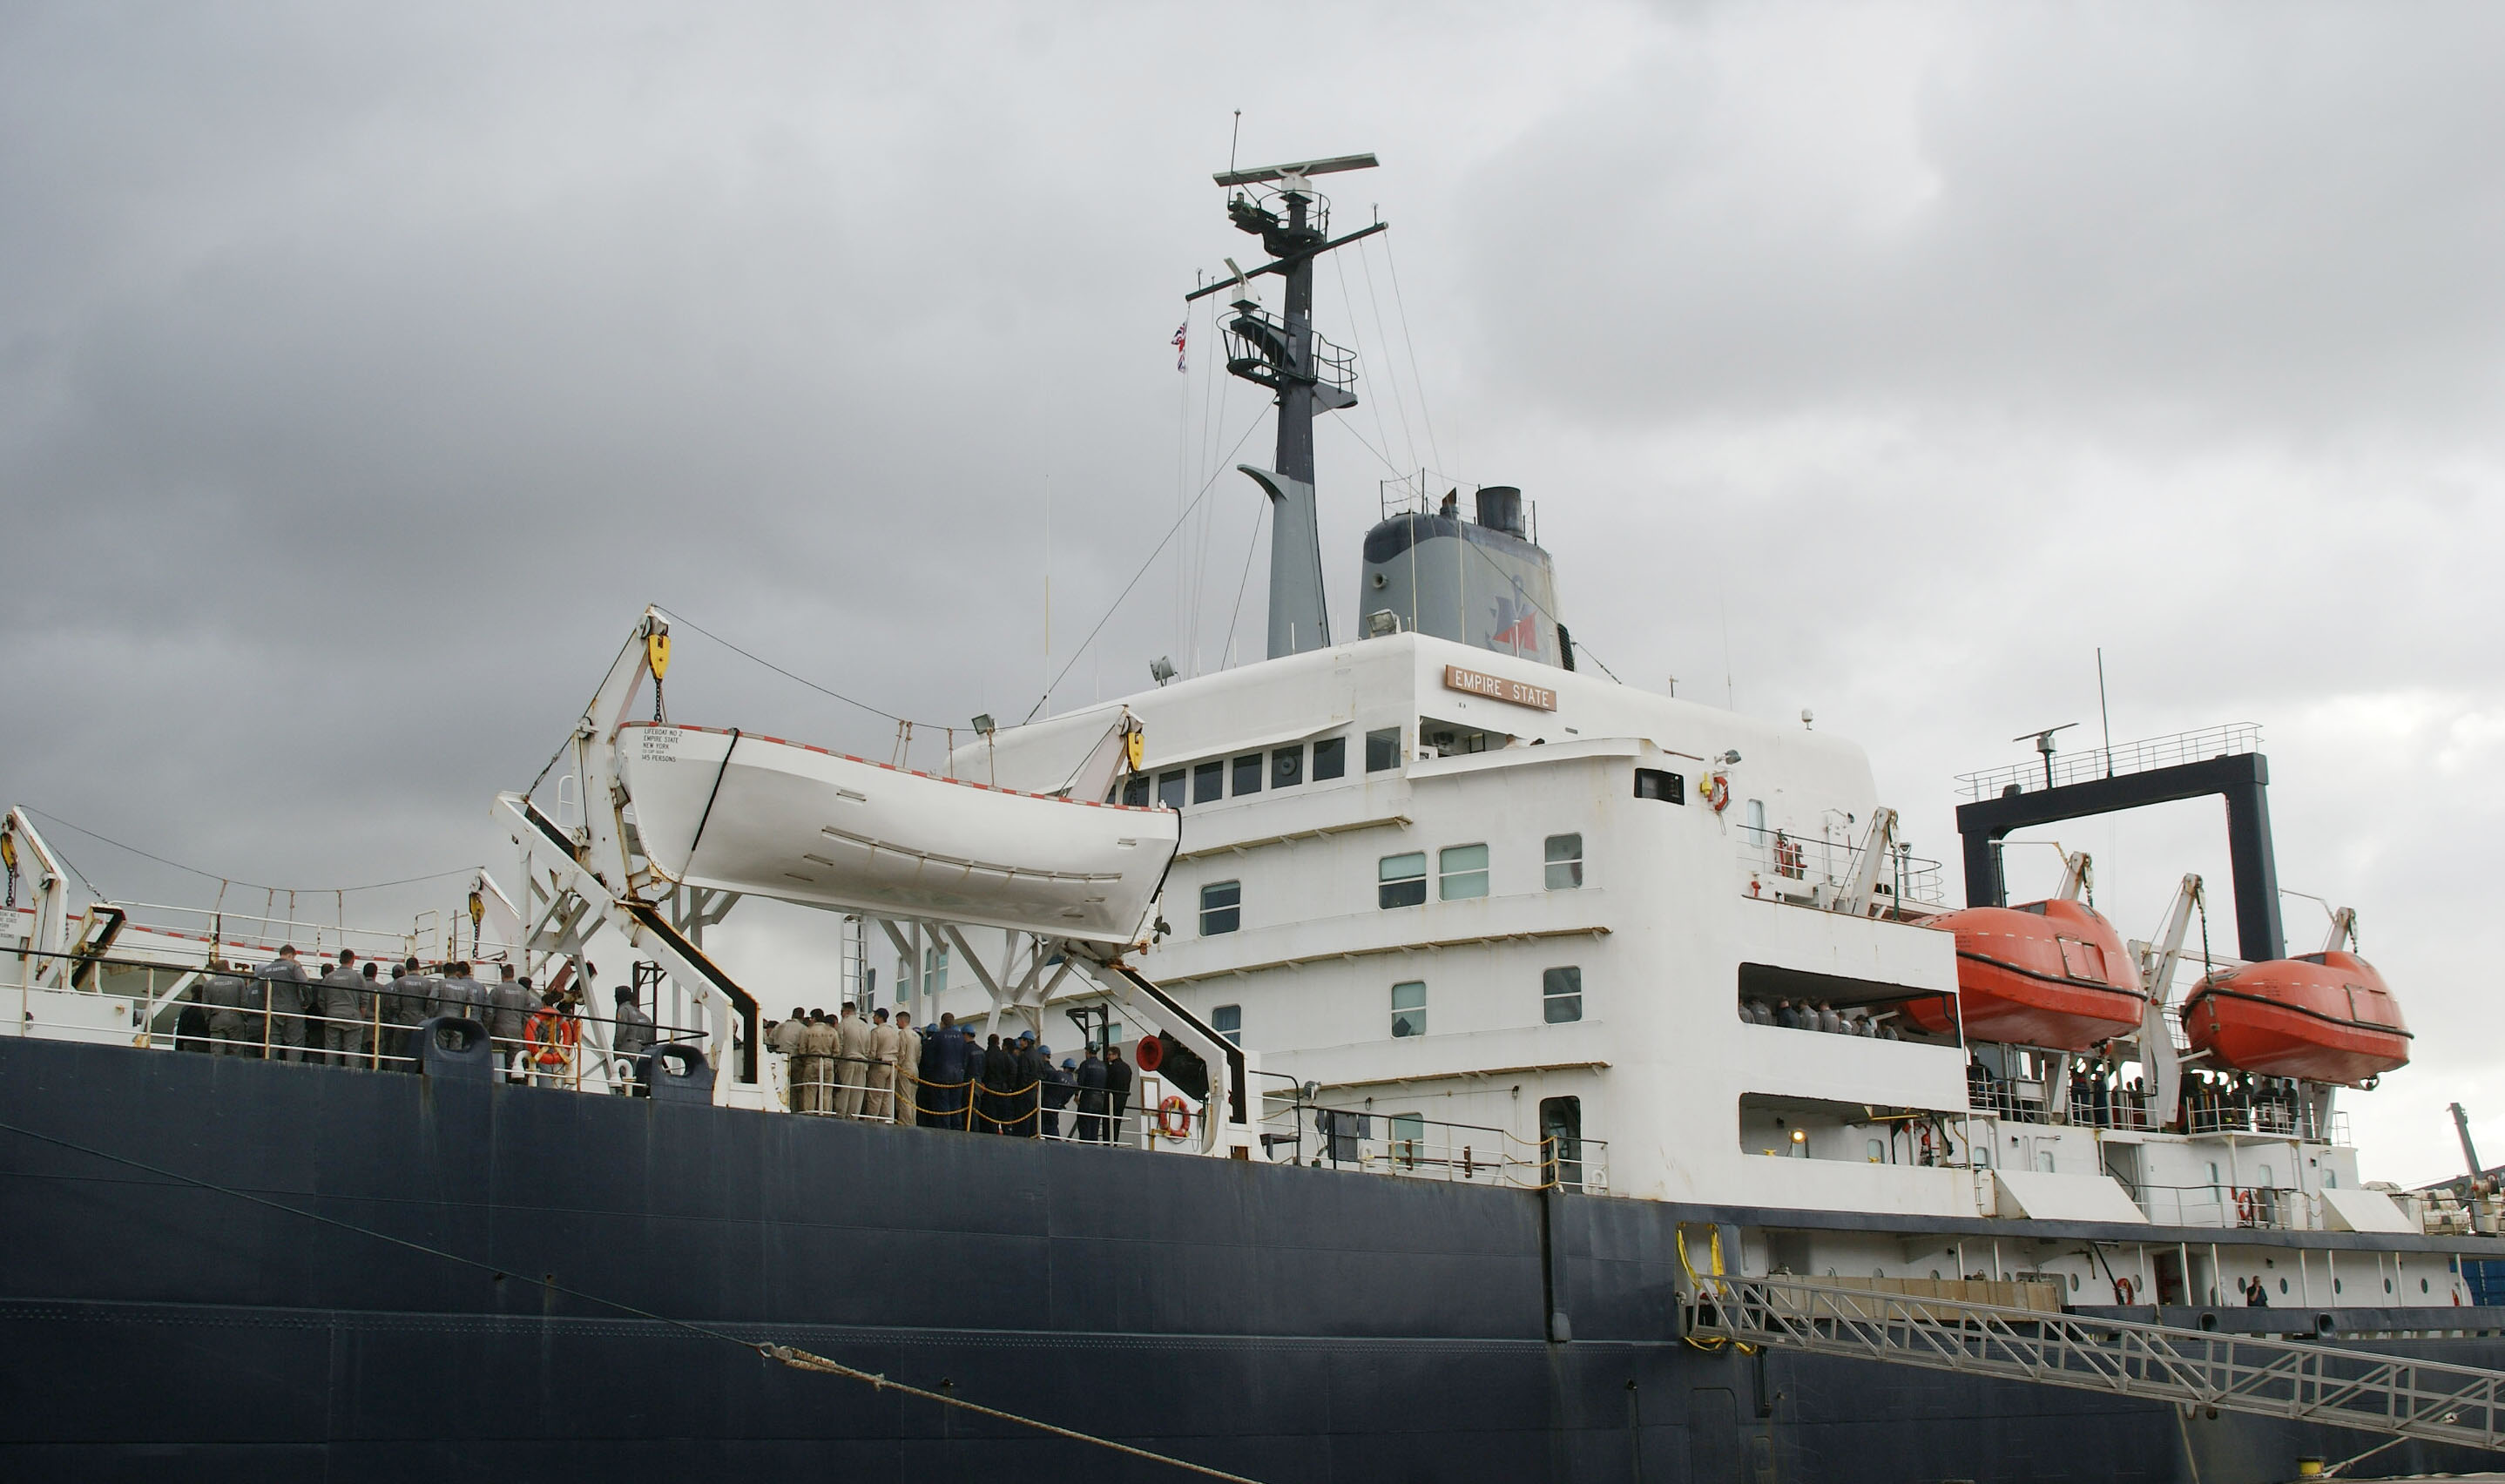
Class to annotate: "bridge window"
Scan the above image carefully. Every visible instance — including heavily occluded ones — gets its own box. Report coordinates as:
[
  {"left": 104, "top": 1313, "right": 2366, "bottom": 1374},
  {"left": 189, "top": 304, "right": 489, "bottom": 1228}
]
[
  {"left": 1379, "top": 853, "right": 1427, "bottom": 909},
  {"left": 1313, "top": 735, "right": 1347, "bottom": 780},
  {"left": 1391, "top": 981, "right": 1427, "bottom": 1037},
  {"left": 1199, "top": 880, "right": 1240, "bottom": 936},
  {"left": 1122, "top": 775, "right": 1151, "bottom": 807},
  {"left": 1439, "top": 843, "right": 1489, "bottom": 900},
  {"left": 1212, "top": 1003, "right": 1241, "bottom": 1046},
  {"left": 1273, "top": 745, "right": 1304, "bottom": 789},
  {"left": 1366, "top": 727, "right": 1401, "bottom": 772},
  {"left": 1545, "top": 833, "right": 1583, "bottom": 889},
  {"left": 1193, "top": 760, "right": 1225, "bottom": 804},
  {"left": 1543, "top": 966, "right": 1582, "bottom": 1023},
  {"left": 1232, "top": 753, "right": 1263, "bottom": 795},
  {"left": 1158, "top": 770, "right": 1186, "bottom": 810}
]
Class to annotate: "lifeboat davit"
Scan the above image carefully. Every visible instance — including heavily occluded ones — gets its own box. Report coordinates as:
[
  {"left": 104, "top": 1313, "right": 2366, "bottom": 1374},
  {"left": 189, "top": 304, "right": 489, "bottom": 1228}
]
[
  {"left": 2181, "top": 951, "right": 2411, "bottom": 1086},
  {"left": 1902, "top": 898, "right": 2148, "bottom": 1051}
]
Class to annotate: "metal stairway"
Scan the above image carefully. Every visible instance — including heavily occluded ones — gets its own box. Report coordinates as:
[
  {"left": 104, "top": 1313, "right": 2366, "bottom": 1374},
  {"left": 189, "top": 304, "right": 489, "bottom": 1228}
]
[{"left": 1686, "top": 1273, "right": 2505, "bottom": 1453}]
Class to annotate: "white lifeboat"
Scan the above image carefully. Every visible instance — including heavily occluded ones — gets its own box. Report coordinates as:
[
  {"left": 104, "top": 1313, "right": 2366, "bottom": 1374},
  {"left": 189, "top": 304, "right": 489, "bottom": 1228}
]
[{"left": 618, "top": 722, "right": 1178, "bottom": 945}]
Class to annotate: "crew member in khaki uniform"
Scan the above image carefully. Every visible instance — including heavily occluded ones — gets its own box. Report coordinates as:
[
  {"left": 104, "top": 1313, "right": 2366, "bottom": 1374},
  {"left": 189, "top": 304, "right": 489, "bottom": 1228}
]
[
  {"left": 889, "top": 1012, "right": 918, "bottom": 1123},
  {"left": 834, "top": 1002, "right": 874, "bottom": 1117},
  {"left": 865, "top": 1008, "right": 899, "bottom": 1120},
  {"left": 797, "top": 1011, "right": 838, "bottom": 1113}
]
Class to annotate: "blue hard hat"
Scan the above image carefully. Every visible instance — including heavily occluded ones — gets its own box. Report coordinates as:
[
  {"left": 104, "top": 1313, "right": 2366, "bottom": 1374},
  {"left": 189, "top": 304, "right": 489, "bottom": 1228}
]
[{"left": 1062, "top": 1058, "right": 1077, "bottom": 1069}]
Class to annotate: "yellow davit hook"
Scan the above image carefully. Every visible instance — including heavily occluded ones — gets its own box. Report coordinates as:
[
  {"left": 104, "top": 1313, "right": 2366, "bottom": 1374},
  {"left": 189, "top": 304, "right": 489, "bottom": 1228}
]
[{"left": 646, "top": 621, "right": 672, "bottom": 682}]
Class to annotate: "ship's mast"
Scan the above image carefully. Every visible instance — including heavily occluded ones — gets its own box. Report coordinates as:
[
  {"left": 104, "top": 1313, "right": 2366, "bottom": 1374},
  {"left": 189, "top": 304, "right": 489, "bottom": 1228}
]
[{"left": 1188, "top": 152, "right": 1384, "bottom": 658}]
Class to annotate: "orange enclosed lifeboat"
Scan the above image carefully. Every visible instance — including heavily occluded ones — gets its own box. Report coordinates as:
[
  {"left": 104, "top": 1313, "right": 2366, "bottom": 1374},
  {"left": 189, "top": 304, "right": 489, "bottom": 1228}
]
[
  {"left": 1902, "top": 898, "right": 2148, "bottom": 1051},
  {"left": 2181, "top": 951, "right": 2410, "bottom": 1086}
]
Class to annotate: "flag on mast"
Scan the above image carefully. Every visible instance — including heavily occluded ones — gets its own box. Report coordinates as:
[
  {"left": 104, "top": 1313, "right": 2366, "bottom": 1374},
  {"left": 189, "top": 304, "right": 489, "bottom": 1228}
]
[{"left": 1171, "top": 320, "right": 1188, "bottom": 372}]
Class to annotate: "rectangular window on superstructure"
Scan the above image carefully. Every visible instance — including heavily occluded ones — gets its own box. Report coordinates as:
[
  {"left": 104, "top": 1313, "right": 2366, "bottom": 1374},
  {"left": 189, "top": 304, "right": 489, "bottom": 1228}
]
[
  {"left": 1379, "top": 853, "right": 1427, "bottom": 908},
  {"left": 1158, "top": 770, "right": 1186, "bottom": 810},
  {"left": 1366, "top": 727, "right": 1401, "bottom": 772},
  {"left": 1192, "top": 759, "right": 1225, "bottom": 804},
  {"left": 1312, "top": 735, "right": 1347, "bottom": 780},
  {"left": 1232, "top": 753, "right": 1263, "bottom": 795},
  {"left": 1390, "top": 981, "right": 1427, "bottom": 1037},
  {"left": 1439, "top": 843, "right": 1489, "bottom": 900},
  {"left": 1745, "top": 798, "right": 1766, "bottom": 841},
  {"left": 1543, "top": 966, "right": 1583, "bottom": 1023},
  {"left": 925, "top": 944, "right": 949, "bottom": 995},
  {"left": 1122, "top": 775, "right": 1151, "bottom": 807},
  {"left": 1273, "top": 745, "right": 1304, "bottom": 789},
  {"left": 1199, "top": 880, "right": 1240, "bottom": 936},
  {"left": 1544, "top": 833, "right": 1584, "bottom": 889},
  {"left": 1212, "top": 1003, "right": 1242, "bottom": 1046}
]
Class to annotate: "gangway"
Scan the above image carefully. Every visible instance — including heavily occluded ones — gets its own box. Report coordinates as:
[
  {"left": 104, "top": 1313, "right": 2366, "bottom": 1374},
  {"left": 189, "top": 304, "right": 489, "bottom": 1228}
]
[{"left": 1686, "top": 1272, "right": 2505, "bottom": 1454}]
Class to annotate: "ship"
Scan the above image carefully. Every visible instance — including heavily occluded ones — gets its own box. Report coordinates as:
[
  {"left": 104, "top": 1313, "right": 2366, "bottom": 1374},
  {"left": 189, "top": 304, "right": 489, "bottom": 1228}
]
[{"left": 5, "top": 153, "right": 2505, "bottom": 1484}]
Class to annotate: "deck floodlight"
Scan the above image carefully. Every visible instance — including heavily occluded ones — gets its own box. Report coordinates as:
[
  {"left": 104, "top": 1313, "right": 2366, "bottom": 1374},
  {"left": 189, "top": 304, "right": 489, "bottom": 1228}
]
[
  {"left": 1721, "top": 749, "right": 1743, "bottom": 766},
  {"left": 1150, "top": 657, "right": 1178, "bottom": 687},
  {"left": 971, "top": 714, "right": 995, "bottom": 736}
]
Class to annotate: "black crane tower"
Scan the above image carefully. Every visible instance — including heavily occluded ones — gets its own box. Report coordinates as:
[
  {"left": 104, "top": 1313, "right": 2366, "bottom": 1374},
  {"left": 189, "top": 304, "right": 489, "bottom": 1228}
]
[{"left": 1186, "top": 152, "right": 1386, "bottom": 659}]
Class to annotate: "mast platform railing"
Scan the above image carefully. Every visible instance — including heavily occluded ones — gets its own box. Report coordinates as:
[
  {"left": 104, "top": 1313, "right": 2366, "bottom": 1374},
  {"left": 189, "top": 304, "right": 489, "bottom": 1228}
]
[
  {"left": 1687, "top": 1272, "right": 2505, "bottom": 1452},
  {"left": 1956, "top": 723, "right": 2263, "bottom": 802}
]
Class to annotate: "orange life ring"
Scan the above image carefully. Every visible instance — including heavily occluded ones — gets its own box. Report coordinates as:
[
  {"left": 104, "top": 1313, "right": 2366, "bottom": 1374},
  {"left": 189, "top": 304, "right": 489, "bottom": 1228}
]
[
  {"left": 2113, "top": 1276, "right": 2136, "bottom": 1305},
  {"left": 1157, "top": 1094, "right": 1192, "bottom": 1140},
  {"left": 1707, "top": 774, "right": 1732, "bottom": 813},
  {"left": 2236, "top": 1189, "right": 2256, "bottom": 1225}
]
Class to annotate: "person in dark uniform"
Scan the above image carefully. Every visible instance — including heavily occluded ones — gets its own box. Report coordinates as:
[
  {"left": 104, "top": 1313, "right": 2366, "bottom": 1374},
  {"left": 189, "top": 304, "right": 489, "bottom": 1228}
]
[
  {"left": 924, "top": 1012, "right": 968, "bottom": 1129},
  {"left": 978, "top": 1034, "right": 1014, "bottom": 1133},
  {"left": 173, "top": 985, "right": 212, "bottom": 1052},
  {"left": 1017, "top": 1035, "right": 1049, "bottom": 1137},
  {"left": 1076, "top": 1047, "right": 1108, "bottom": 1142},
  {"left": 1041, "top": 1055, "right": 1075, "bottom": 1139},
  {"left": 487, "top": 966, "right": 534, "bottom": 1080},
  {"left": 1104, "top": 1042, "right": 1133, "bottom": 1145},
  {"left": 380, "top": 960, "right": 430, "bottom": 1069}
]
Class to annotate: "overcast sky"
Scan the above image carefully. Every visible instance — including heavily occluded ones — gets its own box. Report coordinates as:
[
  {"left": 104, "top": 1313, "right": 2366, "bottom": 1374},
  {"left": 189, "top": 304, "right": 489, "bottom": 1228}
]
[{"left": 5, "top": 3, "right": 2501, "bottom": 1182}]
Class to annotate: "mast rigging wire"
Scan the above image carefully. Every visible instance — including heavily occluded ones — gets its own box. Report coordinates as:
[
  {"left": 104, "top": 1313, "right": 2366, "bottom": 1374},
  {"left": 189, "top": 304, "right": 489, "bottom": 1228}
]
[
  {"left": 24, "top": 809, "right": 479, "bottom": 897},
  {"left": 0, "top": 1118, "right": 1266, "bottom": 1484},
  {"left": 1022, "top": 411, "right": 1266, "bottom": 725}
]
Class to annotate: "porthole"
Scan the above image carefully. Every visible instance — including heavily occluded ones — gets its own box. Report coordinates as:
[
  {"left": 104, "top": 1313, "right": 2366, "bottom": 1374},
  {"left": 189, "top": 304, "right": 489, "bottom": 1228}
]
[
  {"left": 1874, "top": 1267, "right": 1885, "bottom": 1279},
  {"left": 1930, "top": 1270, "right": 1942, "bottom": 1280},
  {"left": 2069, "top": 1273, "right": 2079, "bottom": 1292},
  {"left": 2423, "top": 1278, "right": 2431, "bottom": 1294},
  {"left": 2385, "top": 1278, "right": 2393, "bottom": 1294},
  {"left": 2333, "top": 1279, "right": 2342, "bottom": 1295},
  {"left": 2279, "top": 1278, "right": 2289, "bottom": 1294}
]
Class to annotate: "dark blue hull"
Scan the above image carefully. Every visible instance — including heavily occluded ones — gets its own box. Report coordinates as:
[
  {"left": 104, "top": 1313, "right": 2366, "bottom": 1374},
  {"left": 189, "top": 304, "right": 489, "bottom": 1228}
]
[{"left": 2, "top": 1036, "right": 2498, "bottom": 1482}]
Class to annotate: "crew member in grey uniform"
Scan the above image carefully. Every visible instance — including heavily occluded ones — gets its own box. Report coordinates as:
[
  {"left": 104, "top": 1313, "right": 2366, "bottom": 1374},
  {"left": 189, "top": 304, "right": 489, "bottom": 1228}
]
[
  {"left": 314, "top": 950, "right": 367, "bottom": 1065},
  {"left": 381, "top": 957, "right": 433, "bottom": 1069},
  {"left": 487, "top": 965, "right": 534, "bottom": 1080},
  {"left": 200, "top": 961, "right": 252, "bottom": 1056},
  {"left": 253, "top": 945, "right": 312, "bottom": 1061},
  {"left": 436, "top": 961, "right": 488, "bottom": 1033},
  {"left": 612, "top": 985, "right": 655, "bottom": 1092}
]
